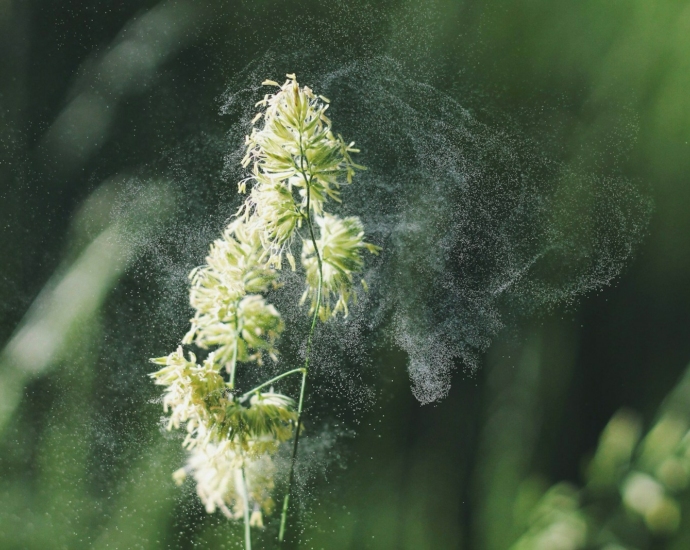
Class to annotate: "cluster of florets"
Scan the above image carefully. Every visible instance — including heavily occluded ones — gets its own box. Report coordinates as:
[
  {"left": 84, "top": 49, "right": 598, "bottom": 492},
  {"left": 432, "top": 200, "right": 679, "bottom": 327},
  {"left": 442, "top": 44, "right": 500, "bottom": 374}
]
[
  {"left": 184, "top": 441, "right": 276, "bottom": 524},
  {"left": 241, "top": 74, "right": 379, "bottom": 318},
  {"left": 151, "top": 344, "right": 296, "bottom": 521},
  {"left": 150, "top": 75, "right": 378, "bottom": 529},
  {"left": 302, "top": 214, "right": 380, "bottom": 319}
]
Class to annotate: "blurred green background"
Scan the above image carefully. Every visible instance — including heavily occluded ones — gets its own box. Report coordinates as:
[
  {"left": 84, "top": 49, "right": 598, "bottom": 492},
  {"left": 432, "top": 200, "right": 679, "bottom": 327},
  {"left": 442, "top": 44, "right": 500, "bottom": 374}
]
[{"left": 2, "top": 0, "right": 690, "bottom": 549}]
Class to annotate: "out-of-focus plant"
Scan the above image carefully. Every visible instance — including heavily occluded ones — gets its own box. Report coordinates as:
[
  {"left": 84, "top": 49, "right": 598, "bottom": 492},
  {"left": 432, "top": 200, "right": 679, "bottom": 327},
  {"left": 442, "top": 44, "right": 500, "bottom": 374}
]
[
  {"left": 0, "top": 179, "right": 174, "bottom": 435},
  {"left": 511, "top": 362, "right": 690, "bottom": 550},
  {"left": 150, "top": 75, "right": 379, "bottom": 549},
  {"left": 0, "top": 178, "right": 177, "bottom": 549}
]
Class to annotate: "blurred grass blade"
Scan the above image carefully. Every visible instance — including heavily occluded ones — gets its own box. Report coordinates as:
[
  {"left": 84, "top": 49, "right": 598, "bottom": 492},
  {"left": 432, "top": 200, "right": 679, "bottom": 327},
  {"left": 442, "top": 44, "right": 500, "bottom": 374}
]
[
  {"left": 40, "top": 0, "right": 206, "bottom": 177},
  {"left": 0, "top": 179, "right": 175, "bottom": 434}
]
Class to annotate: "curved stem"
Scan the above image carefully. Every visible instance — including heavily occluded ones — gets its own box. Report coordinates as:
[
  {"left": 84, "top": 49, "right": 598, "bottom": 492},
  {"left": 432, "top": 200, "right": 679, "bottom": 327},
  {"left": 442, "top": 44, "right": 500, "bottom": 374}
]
[
  {"left": 279, "top": 138, "right": 324, "bottom": 543},
  {"left": 239, "top": 368, "right": 305, "bottom": 402}
]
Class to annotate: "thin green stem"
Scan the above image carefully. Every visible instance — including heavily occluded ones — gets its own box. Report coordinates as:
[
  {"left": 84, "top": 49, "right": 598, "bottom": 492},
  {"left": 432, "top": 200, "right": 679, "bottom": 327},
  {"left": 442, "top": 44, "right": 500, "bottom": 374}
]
[
  {"left": 239, "top": 466, "right": 252, "bottom": 550},
  {"left": 278, "top": 366, "right": 308, "bottom": 542},
  {"left": 279, "top": 137, "right": 323, "bottom": 542},
  {"left": 240, "top": 368, "right": 305, "bottom": 402},
  {"left": 228, "top": 343, "right": 238, "bottom": 390},
  {"left": 228, "top": 302, "right": 240, "bottom": 389}
]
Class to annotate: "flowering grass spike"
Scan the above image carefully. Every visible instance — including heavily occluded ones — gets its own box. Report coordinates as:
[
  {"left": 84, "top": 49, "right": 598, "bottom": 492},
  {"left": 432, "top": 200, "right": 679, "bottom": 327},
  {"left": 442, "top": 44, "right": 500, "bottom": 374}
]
[{"left": 150, "top": 74, "right": 379, "bottom": 549}]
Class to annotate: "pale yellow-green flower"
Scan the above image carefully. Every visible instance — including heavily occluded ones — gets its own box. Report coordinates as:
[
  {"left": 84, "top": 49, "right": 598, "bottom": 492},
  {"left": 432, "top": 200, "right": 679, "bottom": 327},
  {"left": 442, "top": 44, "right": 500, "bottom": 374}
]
[
  {"left": 208, "top": 390, "right": 297, "bottom": 448},
  {"left": 189, "top": 220, "right": 275, "bottom": 305},
  {"left": 246, "top": 391, "right": 298, "bottom": 442},
  {"left": 301, "top": 213, "right": 380, "bottom": 320},
  {"left": 183, "top": 219, "right": 283, "bottom": 371},
  {"left": 149, "top": 347, "right": 226, "bottom": 431},
  {"left": 150, "top": 75, "right": 379, "bottom": 540},
  {"left": 186, "top": 440, "right": 276, "bottom": 521},
  {"left": 244, "top": 178, "right": 301, "bottom": 268},
  {"left": 240, "top": 75, "right": 364, "bottom": 270},
  {"left": 244, "top": 76, "right": 361, "bottom": 192},
  {"left": 184, "top": 293, "right": 283, "bottom": 370}
]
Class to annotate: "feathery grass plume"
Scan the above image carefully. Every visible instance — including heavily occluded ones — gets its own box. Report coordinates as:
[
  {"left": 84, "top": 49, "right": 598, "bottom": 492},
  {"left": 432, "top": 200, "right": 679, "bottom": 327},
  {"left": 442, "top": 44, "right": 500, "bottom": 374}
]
[
  {"left": 150, "top": 347, "right": 225, "bottom": 432},
  {"left": 241, "top": 75, "right": 364, "bottom": 268},
  {"left": 301, "top": 213, "right": 381, "bottom": 320},
  {"left": 182, "top": 220, "right": 282, "bottom": 373},
  {"left": 184, "top": 441, "right": 276, "bottom": 524},
  {"left": 185, "top": 294, "right": 283, "bottom": 368},
  {"left": 150, "top": 74, "right": 378, "bottom": 549},
  {"left": 246, "top": 181, "right": 302, "bottom": 266}
]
